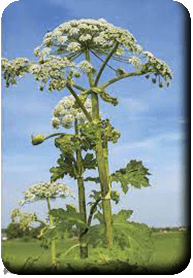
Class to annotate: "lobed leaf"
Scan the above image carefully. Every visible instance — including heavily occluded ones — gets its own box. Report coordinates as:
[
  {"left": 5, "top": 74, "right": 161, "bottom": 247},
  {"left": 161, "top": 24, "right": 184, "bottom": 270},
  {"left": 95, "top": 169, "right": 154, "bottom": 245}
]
[{"left": 111, "top": 160, "right": 151, "bottom": 194}]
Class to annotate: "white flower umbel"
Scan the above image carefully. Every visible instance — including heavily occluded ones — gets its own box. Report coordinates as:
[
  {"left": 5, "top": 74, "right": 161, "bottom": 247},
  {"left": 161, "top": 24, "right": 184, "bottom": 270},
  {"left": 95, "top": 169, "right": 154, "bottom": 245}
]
[
  {"left": 2, "top": 18, "right": 172, "bottom": 88},
  {"left": 51, "top": 94, "right": 92, "bottom": 129},
  {"left": 33, "top": 18, "right": 172, "bottom": 86},
  {"left": 11, "top": 208, "right": 37, "bottom": 230},
  {"left": 19, "top": 181, "right": 75, "bottom": 205},
  {"left": 37, "top": 18, "right": 140, "bottom": 56}
]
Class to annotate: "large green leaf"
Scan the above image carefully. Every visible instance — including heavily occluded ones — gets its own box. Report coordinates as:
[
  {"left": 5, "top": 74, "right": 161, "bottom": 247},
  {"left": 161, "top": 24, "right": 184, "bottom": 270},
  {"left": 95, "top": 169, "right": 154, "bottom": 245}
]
[
  {"left": 50, "top": 206, "right": 85, "bottom": 231},
  {"left": 89, "top": 210, "right": 154, "bottom": 265},
  {"left": 111, "top": 160, "right": 151, "bottom": 194}
]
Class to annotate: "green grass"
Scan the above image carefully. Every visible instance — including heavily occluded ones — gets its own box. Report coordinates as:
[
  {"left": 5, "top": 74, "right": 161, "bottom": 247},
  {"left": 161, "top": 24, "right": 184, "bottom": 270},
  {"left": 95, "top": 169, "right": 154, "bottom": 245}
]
[
  {"left": 149, "top": 231, "right": 190, "bottom": 273},
  {"left": 1, "top": 231, "right": 190, "bottom": 274}
]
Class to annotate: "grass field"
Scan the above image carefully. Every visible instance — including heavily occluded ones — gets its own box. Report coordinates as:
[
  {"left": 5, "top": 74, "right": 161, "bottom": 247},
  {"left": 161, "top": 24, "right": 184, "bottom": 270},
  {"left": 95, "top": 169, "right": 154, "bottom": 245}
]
[{"left": 1, "top": 230, "right": 190, "bottom": 274}]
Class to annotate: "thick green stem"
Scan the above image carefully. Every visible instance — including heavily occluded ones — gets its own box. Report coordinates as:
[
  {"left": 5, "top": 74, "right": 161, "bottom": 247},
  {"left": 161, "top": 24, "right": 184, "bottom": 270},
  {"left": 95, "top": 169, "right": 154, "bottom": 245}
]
[
  {"left": 46, "top": 197, "right": 57, "bottom": 265},
  {"left": 85, "top": 49, "right": 113, "bottom": 247},
  {"left": 75, "top": 119, "right": 88, "bottom": 258}
]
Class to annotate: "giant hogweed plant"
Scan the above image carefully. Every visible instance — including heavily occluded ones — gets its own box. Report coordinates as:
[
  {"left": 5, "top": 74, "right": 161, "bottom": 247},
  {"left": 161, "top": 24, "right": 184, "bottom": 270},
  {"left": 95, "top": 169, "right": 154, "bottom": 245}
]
[
  {"left": 2, "top": 18, "right": 172, "bottom": 248},
  {"left": 31, "top": 94, "right": 122, "bottom": 258},
  {"left": 31, "top": 94, "right": 153, "bottom": 263}
]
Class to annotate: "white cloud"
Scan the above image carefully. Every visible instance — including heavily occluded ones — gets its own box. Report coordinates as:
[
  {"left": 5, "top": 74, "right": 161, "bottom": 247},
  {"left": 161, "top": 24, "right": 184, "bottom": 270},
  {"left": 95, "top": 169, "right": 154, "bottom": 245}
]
[
  {"left": 112, "top": 131, "right": 184, "bottom": 154},
  {"left": 120, "top": 97, "right": 149, "bottom": 114}
]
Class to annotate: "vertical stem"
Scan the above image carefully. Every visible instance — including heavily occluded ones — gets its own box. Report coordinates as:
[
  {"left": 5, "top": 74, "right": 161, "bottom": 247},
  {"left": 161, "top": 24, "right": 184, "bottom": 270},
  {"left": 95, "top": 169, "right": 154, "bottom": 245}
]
[
  {"left": 46, "top": 197, "right": 56, "bottom": 265},
  {"left": 84, "top": 49, "right": 113, "bottom": 247},
  {"left": 75, "top": 119, "right": 88, "bottom": 258}
]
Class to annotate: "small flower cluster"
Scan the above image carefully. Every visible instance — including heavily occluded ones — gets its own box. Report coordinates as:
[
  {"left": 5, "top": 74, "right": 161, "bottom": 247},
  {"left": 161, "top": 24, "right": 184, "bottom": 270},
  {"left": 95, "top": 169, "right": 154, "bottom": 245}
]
[
  {"left": 52, "top": 95, "right": 92, "bottom": 129},
  {"left": 78, "top": 60, "right": 93, "bottom": 74},
  {"left": 1, "top": 56, "right": 77, "bottom": 91},
  {"left": 128, "top": 56, "right": 142, "bottom": 68},
  {"left": 11, "top": 208, "right": 37, "bottom": 230},
  {"left": 19, "top": 182, "right": 74, "bottom": 205},
  {"left": 142, "top": 51, "right": 172, "bottom": 86},
  {"left": 1, "top": 57, "right": 31, "bottom": 87},
  {"left": 29, "top": 57, "right": 76, "bottom": 91}
]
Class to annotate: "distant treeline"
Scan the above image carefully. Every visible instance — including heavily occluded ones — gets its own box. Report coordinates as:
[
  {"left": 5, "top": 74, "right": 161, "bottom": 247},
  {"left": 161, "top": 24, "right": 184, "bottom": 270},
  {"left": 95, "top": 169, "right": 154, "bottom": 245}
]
[
  {"left": 2, "top": 222, "right": 78, "bottom": 240},
  {"left": 150, "top": 226, "right": 189, "bottom": 233},
  {"left": 2, "top": 224, "right": 189, "bottom": 240}
]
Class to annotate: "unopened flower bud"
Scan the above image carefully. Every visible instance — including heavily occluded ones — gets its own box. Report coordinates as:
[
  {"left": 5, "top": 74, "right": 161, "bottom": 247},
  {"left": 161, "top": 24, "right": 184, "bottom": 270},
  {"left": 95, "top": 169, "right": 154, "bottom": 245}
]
[{"left": 31, "top": 134, "right": 45, "bottom": 145}]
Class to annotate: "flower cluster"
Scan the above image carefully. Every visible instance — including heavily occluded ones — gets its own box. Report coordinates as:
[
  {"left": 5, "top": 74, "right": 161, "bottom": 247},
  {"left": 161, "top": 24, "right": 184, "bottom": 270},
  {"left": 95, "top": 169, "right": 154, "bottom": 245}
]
[
  {"left": 11, "top": 208, "right": 37, "bottom": 230},
  {"left": 128, "top": 56, "right": 142, "bottom": 68},
  {"left": 1, "top": 56, "right": 77, "bottom": 91},
  {"left": 142, "top": 51, "right": 173, "bottom": 86},
  {"left": 1, "top": 57, "right": 32, "bottom": 87},
  {"left": 36, "top": 18, "right": 142, "bottom": 59},
  {"left": 28, "top": 57, "right": 76, "bottom": 91},
  {"left": 51, "top": 95, "right": 92, "bottom": 129},
  {"left": 19, "top": 182, "right": 74, "bottom": 205},
  {"left": 1, "top": 19, "right": 172, "bottom": 91},
  {"left": 78, "top": 60, "right": 93, "bottom": 74}
]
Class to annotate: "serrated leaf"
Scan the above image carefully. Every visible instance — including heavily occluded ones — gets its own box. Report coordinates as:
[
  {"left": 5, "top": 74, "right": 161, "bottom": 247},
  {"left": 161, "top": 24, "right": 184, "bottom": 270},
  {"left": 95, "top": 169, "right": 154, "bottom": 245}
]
[
  {"left": 84, "top": 176, "right": 100, "bottom": 183},
  {"left": 113, "top": 209, "right": 133, "bottom": 222},
  {"left": 89, "top": 210, "right": 154, "bottom": 265},
  {"left": 50, "top": 154, "right": 77, "bottom": 182},
  {"left": 50, "top": 207, "right": 85, "bottom": 231},
  {"left": 111, "top": 160, "right": 151, "bottom": 194},
  {"left": 82, "top": 153, "right": 97, "bottom": 170}
]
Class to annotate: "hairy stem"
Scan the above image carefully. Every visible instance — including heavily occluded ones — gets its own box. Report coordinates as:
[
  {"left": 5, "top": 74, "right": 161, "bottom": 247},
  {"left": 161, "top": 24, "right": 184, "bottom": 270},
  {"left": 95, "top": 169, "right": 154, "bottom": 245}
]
[
  {"left": 75, "top": 119, "right": 88, "bottom": 258},
  {"left": 46, "top": 197, "right": 57, "bottom": 265}
]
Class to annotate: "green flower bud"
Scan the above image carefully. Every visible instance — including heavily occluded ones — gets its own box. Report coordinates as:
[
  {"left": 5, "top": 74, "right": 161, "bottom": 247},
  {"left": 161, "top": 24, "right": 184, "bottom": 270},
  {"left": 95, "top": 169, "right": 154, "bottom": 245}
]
[{"left": 31, "top": 134, "right": 45, "bottom": 145}]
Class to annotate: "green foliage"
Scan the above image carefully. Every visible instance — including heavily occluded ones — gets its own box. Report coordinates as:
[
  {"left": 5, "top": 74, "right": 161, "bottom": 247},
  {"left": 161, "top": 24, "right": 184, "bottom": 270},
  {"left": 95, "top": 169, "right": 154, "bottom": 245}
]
[
  {"left": 84, "top": 176, "right": 100, "bottom": 183},
  {"left": 5, "top": 223, "right": 23, "bottom": 239},
  {"left": 50, "top": 154, "right": 77, "bottom": 181},
  {"left": 79, "top": 121, "right": 100, "bottom": 149},
  {"left": 50, "top": 205, "right": 85, "bottom": 232},
  {"left": 101, "top": 119, "right": 120, "bottom": 144},
  {"left": 55, "top": 135, "right": 79, "bottom": 155},
  {"left": 82, "top": 153, "right": 97, "bottom": 170},
  {"left": 111, "top": 160, "right": 151, "bottom": 194},
  {"left": 50, "top": 152, "right": 97, "bottom": 182},
  {"left": 89, "top": 210, "right": 154, "bottom": 265}
]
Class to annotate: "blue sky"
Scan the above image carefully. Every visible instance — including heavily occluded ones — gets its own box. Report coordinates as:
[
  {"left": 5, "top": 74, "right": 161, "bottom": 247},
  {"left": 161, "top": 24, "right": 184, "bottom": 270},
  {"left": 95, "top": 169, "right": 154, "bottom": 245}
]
[{"left": 1, "top": 0, "right": 189, "bottom": 228}]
